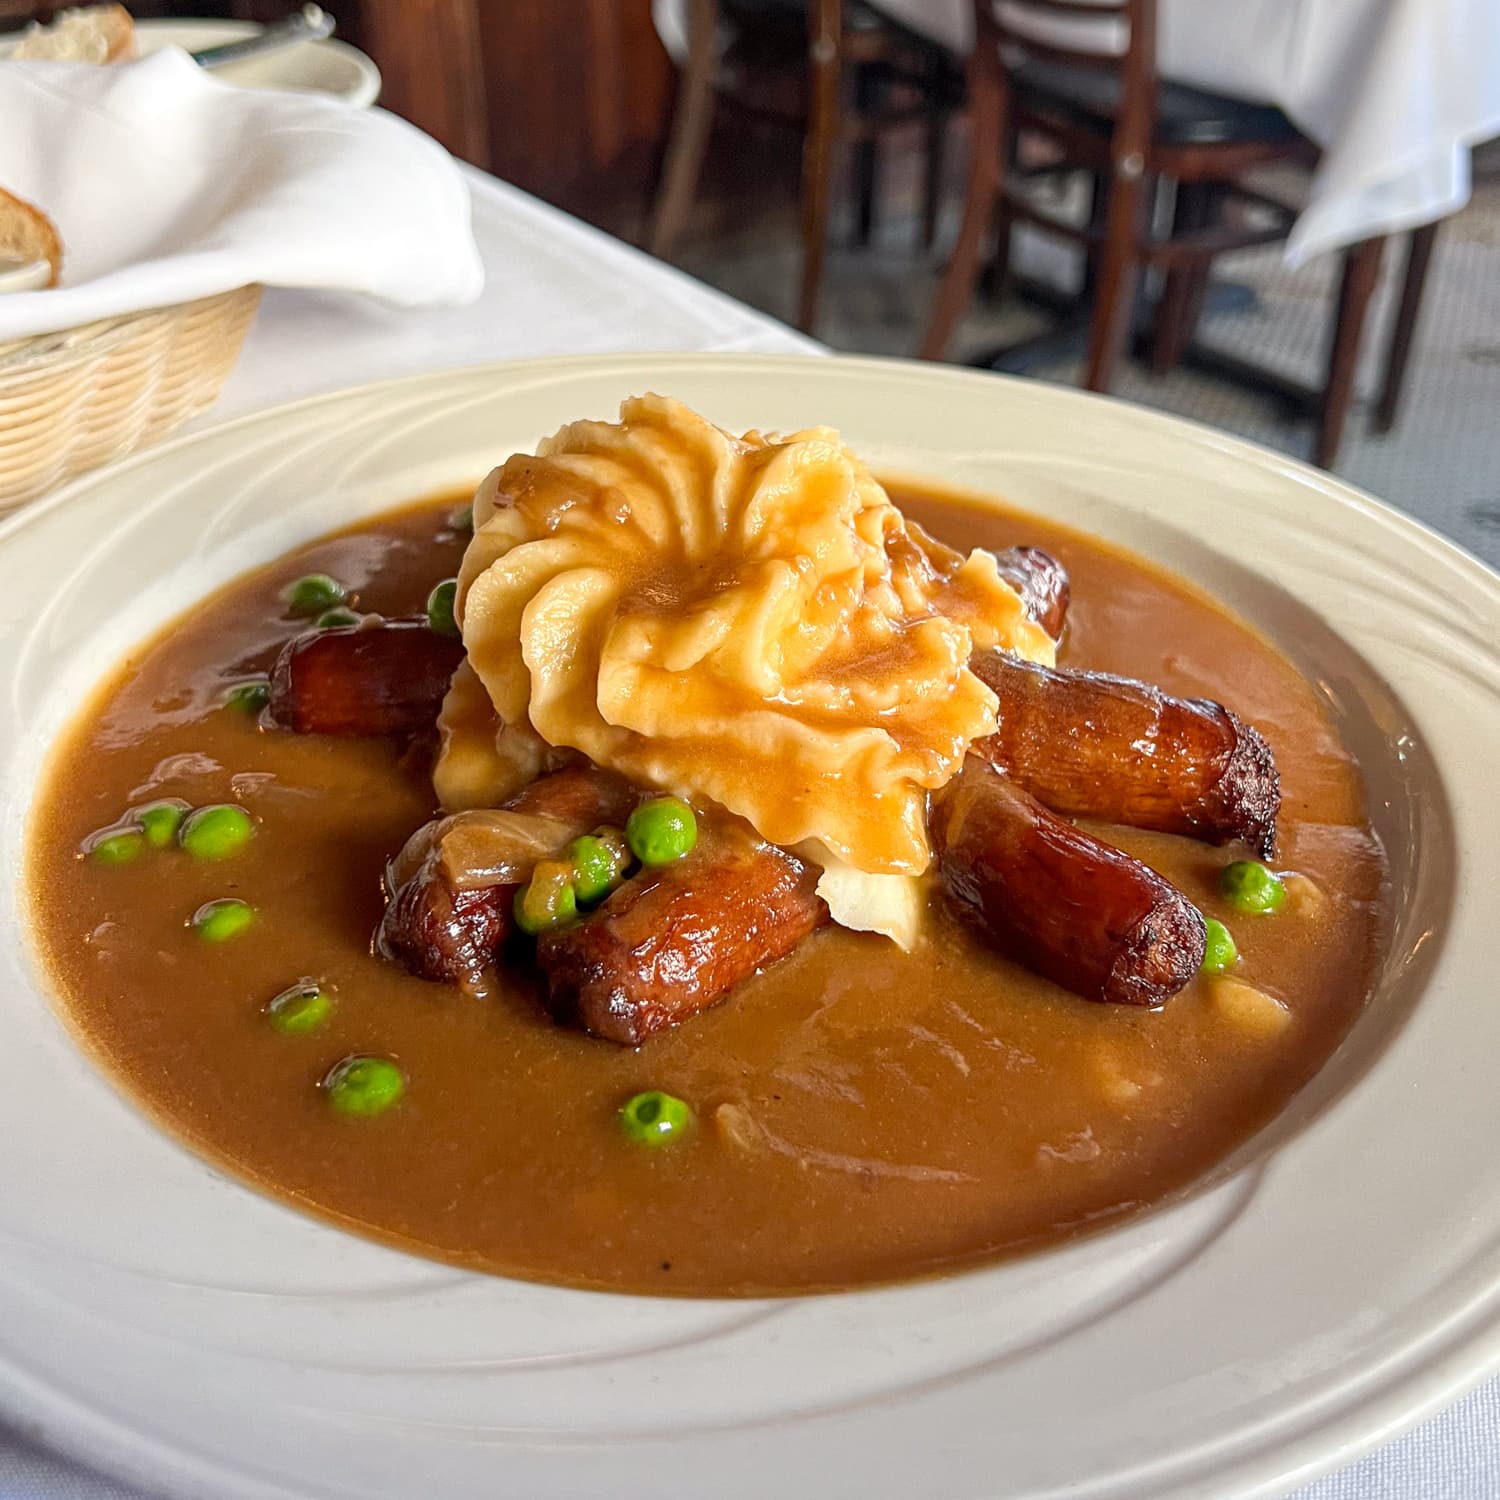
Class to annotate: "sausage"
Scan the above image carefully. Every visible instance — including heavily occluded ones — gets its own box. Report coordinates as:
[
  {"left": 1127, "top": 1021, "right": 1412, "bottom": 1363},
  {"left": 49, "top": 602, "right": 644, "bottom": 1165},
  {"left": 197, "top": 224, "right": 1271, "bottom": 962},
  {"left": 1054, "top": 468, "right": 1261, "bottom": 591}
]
[
  {"left": 376, "top": 870, "right": 512, "bottom": 993},
  {"left": 376, "top": 768, "right": 636, "bottom": 992},
  {"left": 991, "top": 545, "right": 1070, "bottom": 641},
  {"left": 972, "top": 653, "right": 1279, "bottom": 858},
  {"left": 932, "top": 757, "right": 1206, "bottom": 1007},
  {"left": 537, "top": 833, "right": 829, "bottom": 1046},
  {"left": 267, "top": 620, "right": 464, "bottom": 736}
]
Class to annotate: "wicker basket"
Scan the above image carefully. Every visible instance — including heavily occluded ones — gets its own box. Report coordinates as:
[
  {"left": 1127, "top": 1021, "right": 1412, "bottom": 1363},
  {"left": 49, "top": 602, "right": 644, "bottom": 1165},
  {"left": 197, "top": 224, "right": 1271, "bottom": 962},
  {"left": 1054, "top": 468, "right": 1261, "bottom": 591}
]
[{"left": 0, "top": 285, "right": 262, "bottom": 516}]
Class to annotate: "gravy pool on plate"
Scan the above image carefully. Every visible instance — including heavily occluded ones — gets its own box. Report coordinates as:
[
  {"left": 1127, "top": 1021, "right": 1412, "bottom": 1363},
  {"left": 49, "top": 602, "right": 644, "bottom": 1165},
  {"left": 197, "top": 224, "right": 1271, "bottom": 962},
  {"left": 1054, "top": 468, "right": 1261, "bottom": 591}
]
[{"left": 26, "top": 399, "right": 1387, "bottom": 1295}]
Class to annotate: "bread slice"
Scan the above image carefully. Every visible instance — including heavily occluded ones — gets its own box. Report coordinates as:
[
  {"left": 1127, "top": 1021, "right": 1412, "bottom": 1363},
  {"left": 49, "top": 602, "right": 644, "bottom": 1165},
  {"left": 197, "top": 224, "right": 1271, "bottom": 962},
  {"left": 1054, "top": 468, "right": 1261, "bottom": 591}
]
[
  {"left": 0, "top": 187, "right": 63, "bottom": 288},
  {"left": 11, "top": 4, "right": 135, "bottom": 64}
]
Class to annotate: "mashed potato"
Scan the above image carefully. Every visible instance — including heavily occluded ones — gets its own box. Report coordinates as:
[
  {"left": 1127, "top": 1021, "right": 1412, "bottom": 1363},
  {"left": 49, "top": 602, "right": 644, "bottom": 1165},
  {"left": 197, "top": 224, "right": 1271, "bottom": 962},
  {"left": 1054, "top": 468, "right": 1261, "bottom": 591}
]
[{"left": 435, "top": 396, "right": 1053, "bottom": 938}]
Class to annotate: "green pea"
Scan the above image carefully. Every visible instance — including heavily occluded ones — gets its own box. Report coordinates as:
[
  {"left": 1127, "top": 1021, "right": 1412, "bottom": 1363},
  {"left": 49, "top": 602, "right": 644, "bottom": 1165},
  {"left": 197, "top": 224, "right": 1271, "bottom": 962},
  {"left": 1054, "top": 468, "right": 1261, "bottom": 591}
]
[
  {"left": 284, "top": 573, "right": 346, "bottom": 616},
  {"left": 626, "top": 797, "right": 697, "bottom": 868},
  {"left": 265, "top": 983, "right": 333, "bottom": 1035},
  {"left": 86, "top": 828, "right": 144, "bottom": 866},
  {"left": 180, "top": 804, "right": 255, "bottom": 861},
  {"left": 223, "top": 678, "right": 270, "bottom": 714},
  {"left": 426, "top": 579, "right": 460, "bottom": 638},
  {"left": 618, "top": 1090, "right": 692, "bottom": 1146},
  {"left": 447, "top": 503, "right": 474, "bottom": 533},
  {"left": 192, "top": 898, "right": 254, "bottom": 943},
  {"left": 568, "top": 829, "right": 632, "bottom": 905},
  {"left": 323, "top": 1054, "right": 405, "bottom": 1117},
  {"left": 513, "top": 860, "right": 579, "bottom": 935},
  {"left": 315, "top": 606, "right": 361, "bottom": 630},
  {"left": 134, "top": 799, "right": 189, "bottom": 848},
  {"left": 1219, "top": 860, "right": 1286, "bottom": 916},
  {"left": 1201, "top": 917, "right": 1239, "bottom": 974}
]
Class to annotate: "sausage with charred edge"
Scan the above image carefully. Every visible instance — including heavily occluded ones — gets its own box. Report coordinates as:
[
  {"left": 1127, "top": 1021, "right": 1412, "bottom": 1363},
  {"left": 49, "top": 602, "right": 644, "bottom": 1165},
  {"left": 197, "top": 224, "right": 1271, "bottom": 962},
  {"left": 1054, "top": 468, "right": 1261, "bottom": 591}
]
[
  {"left": 991, "top": 545, "right": 1070, "bottom": 641},
  {"left": 268, "top": 620, "right": 465, "bottom": 737},
  {"left": 932, "top": 757, "right": 1206, "bottom": 1007},
  {"left": 537, "top": 833, "right": 829, "bottom": 1046},
  {"left": 378, "top": 873, "right": 512, "bottom": 991},
  {"left": 972, "top": 653, "right": 1279, "bottom": 858},
  {"left": 376, "top": 768, "right": 636, "bottom": 990}
]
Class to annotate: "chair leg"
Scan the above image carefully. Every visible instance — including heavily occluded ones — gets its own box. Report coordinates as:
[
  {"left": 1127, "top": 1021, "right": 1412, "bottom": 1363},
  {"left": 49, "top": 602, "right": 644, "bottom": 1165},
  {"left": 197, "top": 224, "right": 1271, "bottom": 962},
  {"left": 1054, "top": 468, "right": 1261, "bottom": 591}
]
[
  {"left": 921, "top": 108, "right": 946, "bottom": 252},
  {"left": 852, "top": 65, "right": 881, "bottom": 248},
  {"left": 648, "top": 0, "right": 719, "bottom": 262},
  {"left": 1151, "top": 182, "right": 1212, "bottom": 376},
  {"left": 979, "top": 122, "right": 1017, "bottom": 299},
  {"left": 852, "top": 137, "right": 879, "bottom": 248},
  {"left": 1150, "top": 267, "right": 1208, "bottom": 374},
  {"left": 798, "top": 0, "right": 844, "bottom": 334},
  {"left": 979, "top": 194, "right": 1015, "bottom": 302},
  {"left": 1084, "top": 168, "right": 1147, "bottom": 393},
  {"left": 1315, "top": 236, "right": 1384, "bottom": 470},
  {"left": 1081, "top": 169, "right": 1106, "bottom": 299},
  {"left": 919, "top": 43, "right": 1005, "bottom": 360},
  {"left": 1374, "top": 220, "right": 1439, "bottom": 433}
]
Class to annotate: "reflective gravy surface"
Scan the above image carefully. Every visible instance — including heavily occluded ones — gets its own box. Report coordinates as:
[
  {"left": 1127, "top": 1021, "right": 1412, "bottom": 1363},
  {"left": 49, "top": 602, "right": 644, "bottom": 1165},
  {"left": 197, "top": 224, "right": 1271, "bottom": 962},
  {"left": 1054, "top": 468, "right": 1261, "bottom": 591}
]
[{"left": 26, "top": 487, "right": 1387, "bottom": 1294}]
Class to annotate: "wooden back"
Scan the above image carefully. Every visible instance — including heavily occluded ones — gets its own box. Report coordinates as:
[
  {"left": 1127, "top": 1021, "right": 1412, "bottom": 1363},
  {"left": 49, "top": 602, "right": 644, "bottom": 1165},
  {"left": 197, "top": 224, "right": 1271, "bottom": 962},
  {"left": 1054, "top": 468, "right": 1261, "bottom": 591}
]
[
  {"left": 973, "top": 0, "right": 1158, "bottom": 165},
  {"left": 719, "top": 0, "right": 848, "bottom": 44},
  {"left": 721, "top": 0, "right": 809, "bottom": 24}
]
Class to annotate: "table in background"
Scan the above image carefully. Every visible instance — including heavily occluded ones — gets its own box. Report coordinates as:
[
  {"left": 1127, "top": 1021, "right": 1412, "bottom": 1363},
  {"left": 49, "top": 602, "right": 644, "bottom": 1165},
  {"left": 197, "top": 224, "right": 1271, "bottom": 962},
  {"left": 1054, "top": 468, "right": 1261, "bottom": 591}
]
[
  {"left": 871, "top": 0, "right": 1500, "bottom": 262},
  {"left": 1, "top": 164, "right": 1497, "bottom": 1500},
  {"left": 654, "top": 0, "right": 1500, "bottom": 261}
]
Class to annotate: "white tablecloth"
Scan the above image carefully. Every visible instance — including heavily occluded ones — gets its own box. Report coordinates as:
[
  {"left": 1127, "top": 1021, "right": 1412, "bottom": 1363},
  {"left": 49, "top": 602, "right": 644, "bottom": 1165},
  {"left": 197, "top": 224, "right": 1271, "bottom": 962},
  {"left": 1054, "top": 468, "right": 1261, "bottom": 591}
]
[
  {"left": 1, "top": 164, "right": 1497, "bottom": 1500},
  {"left": 654, "top": 0, "right": 1500, "bottom": 263}
]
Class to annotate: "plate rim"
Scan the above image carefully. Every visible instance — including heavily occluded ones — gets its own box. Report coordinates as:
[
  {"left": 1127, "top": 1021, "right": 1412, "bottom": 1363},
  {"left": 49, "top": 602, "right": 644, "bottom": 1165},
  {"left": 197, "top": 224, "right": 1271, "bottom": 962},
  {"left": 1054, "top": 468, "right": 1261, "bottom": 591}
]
[
  {"left": 2, "top": 351, "right": 1498, "bottom": 1500},
  {"left": 5, "top": 349, "right": 1498, "bottom": 588}
]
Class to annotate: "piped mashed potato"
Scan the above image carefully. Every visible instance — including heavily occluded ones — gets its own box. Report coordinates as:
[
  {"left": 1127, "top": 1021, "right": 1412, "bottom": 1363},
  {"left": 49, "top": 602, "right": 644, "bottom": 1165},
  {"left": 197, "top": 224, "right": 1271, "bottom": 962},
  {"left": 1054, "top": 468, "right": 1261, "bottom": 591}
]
[{"left": 435, "top": 395, "right": 1054, "bottom": 944}]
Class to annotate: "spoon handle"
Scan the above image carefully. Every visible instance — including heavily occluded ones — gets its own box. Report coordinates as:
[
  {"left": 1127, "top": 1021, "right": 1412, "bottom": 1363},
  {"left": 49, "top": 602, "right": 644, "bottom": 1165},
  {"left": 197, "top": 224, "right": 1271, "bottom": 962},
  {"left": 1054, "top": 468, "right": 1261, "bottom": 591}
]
[{"left": 190, "top": 4, "right": 335, "bottom": 70}]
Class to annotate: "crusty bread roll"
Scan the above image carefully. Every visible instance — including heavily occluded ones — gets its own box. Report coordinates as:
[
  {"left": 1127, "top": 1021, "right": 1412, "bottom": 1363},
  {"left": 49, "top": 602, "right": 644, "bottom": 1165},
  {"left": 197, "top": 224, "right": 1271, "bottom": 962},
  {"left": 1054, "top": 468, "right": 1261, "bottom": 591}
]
[
  {"left": 11, "top": 4, "right": 135, "bottom": 64},
  {"left": 0, "top": 187, "right": 63, "bottom": 288}
]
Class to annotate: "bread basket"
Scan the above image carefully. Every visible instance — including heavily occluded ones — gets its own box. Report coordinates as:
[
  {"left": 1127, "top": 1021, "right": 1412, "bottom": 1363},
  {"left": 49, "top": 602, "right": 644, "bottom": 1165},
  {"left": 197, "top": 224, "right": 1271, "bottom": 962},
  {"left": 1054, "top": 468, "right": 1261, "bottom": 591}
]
[{"left": 0, "top": 284, "right": 261, "bottom": 515}]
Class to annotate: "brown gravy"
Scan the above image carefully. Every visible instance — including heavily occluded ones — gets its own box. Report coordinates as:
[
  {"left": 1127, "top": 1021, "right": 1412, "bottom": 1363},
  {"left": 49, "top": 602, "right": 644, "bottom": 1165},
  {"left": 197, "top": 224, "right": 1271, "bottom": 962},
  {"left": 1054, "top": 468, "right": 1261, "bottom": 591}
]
[{"left": 24, "top": 485, "right": 1388, "bottom": 1295}]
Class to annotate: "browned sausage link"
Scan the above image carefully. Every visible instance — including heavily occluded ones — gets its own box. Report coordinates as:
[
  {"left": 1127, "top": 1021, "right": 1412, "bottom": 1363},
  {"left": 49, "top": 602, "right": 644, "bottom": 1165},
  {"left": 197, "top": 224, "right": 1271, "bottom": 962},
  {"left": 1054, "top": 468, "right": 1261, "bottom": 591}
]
[
  {"left": 376, "top": 767, "right": 636, "bottom": 990},
  {"left": 972, "top": 652, "right": 1279, "bottom": 858},
  {"left": 267, "top": 621, "right": 464, "bottom": 736},
  {"left": 932, "top": 758, "right": 1206, "bottom": 1007},
  {"left": 377, "top": 874, "right": 512, "bottom": 990},
  {"left": 992, "top": 546, "right": 1070, "bottom": 641},
  {"left": 537, "top": 834, "right": 829, "bottom": 1046}
]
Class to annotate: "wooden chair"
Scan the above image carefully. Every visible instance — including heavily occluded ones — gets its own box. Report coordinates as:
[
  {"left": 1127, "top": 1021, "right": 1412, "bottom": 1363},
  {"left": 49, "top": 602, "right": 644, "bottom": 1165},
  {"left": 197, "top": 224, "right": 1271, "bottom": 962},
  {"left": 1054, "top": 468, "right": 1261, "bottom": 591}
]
[
  {"left": 650, "top": 0, "right": 963, "bottom": 333},
  {"left": 921, "top": 0, "right": 1387, "bottom": 469}
]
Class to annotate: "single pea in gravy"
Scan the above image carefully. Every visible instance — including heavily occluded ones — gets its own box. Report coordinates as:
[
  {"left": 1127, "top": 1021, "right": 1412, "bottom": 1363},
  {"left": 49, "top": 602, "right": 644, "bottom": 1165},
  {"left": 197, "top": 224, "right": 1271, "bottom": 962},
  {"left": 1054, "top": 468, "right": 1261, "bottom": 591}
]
[{"left": 25, "top": 486, "right": 1388, "bottom": 1295}]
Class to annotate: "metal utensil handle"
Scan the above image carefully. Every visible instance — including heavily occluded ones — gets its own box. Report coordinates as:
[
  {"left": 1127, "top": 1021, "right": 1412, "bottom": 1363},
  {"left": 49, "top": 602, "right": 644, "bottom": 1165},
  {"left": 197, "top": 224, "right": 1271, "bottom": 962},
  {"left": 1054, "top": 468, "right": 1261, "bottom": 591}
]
[{"left": 190, "top": 4, "right": 335, "bottom": 70}]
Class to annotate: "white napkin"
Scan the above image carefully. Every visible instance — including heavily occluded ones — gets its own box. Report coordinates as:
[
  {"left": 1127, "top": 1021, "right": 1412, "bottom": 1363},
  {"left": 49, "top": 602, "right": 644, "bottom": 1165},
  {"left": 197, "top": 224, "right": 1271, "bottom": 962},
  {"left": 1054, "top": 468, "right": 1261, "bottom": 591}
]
[{"left": 0, "top": 48, "right": 484, "bottom": 340}]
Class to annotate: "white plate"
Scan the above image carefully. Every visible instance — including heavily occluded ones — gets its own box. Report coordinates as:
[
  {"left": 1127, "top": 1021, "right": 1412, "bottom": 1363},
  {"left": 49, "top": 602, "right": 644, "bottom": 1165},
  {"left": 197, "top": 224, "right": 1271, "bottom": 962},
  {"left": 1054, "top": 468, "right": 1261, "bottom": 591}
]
[
  {"left": 1, "top": 354, "right": 1498, "bottom": 1500},
  {"left": 0, "top": 18, "right": 381, "bottom": 106}
]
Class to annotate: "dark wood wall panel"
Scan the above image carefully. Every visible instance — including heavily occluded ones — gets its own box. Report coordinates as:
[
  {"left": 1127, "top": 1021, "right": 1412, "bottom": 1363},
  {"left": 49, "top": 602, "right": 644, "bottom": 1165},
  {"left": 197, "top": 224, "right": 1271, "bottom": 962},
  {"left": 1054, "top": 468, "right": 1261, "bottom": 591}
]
[
  {"left": 480, "top": 0, "right": 674, "bottom": 215},
  {"left": 362, "top": 0, "right": 491, "bottom": 166}
]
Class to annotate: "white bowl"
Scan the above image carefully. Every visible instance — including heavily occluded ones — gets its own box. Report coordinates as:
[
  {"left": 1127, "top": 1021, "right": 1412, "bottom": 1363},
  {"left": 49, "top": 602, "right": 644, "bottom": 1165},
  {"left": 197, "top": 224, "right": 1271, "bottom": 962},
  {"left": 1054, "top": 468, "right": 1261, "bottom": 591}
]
[
  {"left": 0, "top": 257, "right": 52, "bottom": 294},
  {"left": 0, "top": 354, "right": 1497, "bottom": 1500},
  {"left": 136, "top": 18, "right": 379, "bottom": 106},
  {"left": 1, "top": 17, "right": 381, "bottom": 107}
]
